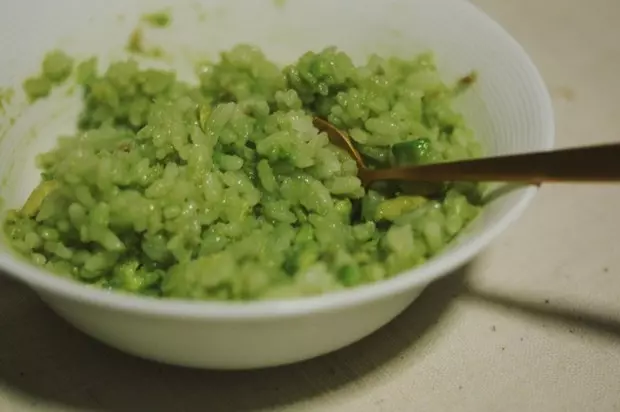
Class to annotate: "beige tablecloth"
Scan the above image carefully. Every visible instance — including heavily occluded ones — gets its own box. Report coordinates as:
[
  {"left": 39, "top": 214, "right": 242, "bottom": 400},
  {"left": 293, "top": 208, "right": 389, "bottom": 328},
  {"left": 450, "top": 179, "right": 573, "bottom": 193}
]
[{"left": 1, "top": 0, "right": 619, "bottom": 411}]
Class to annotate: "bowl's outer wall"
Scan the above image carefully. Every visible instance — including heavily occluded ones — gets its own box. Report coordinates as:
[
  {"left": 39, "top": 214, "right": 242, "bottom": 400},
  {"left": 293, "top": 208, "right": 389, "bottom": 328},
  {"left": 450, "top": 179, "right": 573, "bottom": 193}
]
[
  {"left": 0, "top": 0, "right": 554, "bottom": 368},
  {"left": 38, "top": 287, "right": 423, "bottom": 369}
]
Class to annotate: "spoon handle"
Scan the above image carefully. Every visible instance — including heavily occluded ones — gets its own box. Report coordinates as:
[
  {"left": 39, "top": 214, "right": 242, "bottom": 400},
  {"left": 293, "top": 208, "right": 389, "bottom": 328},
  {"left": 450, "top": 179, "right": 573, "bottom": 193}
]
[{"left": 363, "top": 143, "right": 620, "bottom": 184}]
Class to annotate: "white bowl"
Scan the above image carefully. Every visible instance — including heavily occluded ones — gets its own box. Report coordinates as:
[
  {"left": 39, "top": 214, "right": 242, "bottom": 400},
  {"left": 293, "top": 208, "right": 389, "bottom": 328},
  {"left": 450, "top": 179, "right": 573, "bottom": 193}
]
[{"left": 0, "top": 0, "right": 554, "bottom": 369}]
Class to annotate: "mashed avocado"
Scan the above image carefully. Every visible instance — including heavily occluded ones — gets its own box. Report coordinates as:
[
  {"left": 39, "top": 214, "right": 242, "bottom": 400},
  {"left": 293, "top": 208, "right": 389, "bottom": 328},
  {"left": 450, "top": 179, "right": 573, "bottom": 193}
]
[{"left": 4, "top": 45, "right": 482, "bottom": 300}]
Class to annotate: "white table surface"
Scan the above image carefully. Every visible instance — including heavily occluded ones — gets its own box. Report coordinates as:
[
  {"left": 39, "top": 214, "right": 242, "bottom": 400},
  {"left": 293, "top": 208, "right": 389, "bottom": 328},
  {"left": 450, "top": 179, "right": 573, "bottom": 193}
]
[{"left": 1, "top": 0, "right": 619, "bottom": 411}]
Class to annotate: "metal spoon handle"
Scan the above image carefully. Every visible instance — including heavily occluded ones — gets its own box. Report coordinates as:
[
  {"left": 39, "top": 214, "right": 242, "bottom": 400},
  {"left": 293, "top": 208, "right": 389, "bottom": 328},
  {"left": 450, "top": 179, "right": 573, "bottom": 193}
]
[{"left": 362, "top": 143, "right": 620, "bottom": 184}]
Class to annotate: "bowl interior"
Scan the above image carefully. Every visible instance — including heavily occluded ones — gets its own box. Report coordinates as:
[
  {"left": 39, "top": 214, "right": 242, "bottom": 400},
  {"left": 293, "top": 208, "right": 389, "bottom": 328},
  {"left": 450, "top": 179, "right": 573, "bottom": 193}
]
[{"left": 0, "top": 0, "right": 553, "bottom": 310}]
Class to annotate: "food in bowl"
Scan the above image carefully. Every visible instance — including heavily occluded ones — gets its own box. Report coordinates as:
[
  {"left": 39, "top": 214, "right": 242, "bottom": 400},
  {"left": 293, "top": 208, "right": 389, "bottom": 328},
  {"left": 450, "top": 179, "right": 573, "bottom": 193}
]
[{"left": 3, "top": 44, "right": 482, "bottom": 301}]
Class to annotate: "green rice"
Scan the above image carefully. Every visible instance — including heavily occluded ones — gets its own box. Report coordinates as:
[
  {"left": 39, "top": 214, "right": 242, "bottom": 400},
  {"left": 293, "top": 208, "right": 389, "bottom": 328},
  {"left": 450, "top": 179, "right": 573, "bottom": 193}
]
[
  {"left": 141, "top": 10, "right": 172, "bottom": 28},
  {"left": 4, "top": 45, "right": 482, "bottom": 300},
  {"left": 23, "top": 50, "right": 74, "bottom": 101}
]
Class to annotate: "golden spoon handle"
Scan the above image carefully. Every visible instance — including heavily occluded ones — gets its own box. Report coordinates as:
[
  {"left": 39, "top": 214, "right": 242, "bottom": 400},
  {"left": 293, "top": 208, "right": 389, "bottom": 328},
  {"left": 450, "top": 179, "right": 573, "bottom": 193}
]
[{"left": 361, "top": 143, "right": 620, "bottom": 185}]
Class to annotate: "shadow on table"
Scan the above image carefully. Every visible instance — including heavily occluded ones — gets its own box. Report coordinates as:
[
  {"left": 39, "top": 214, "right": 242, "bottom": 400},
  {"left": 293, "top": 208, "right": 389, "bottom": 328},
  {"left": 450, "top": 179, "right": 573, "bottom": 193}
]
[
  {"left": 462, "top": 288, "right": 620, "bottom": 338},
  {"left": 0, "top": 265, "right": 470, "bottom": 412}
]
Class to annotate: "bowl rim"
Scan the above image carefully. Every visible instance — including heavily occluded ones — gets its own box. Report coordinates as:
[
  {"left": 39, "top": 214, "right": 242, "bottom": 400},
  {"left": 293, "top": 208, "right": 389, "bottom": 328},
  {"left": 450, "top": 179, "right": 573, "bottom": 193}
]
[{"left": 0, "top": 0, "right": 555, "bottom": 320}]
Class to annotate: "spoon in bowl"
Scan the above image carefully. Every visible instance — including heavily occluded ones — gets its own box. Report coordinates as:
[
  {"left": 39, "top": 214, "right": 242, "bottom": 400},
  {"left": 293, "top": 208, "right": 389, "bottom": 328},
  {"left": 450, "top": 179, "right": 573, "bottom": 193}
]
[
  {"left": 313, "top": 117, "right": 620, "bottom": 186},
  {"left": 17, "top": 117, "right": 620, "bottom": 218}
]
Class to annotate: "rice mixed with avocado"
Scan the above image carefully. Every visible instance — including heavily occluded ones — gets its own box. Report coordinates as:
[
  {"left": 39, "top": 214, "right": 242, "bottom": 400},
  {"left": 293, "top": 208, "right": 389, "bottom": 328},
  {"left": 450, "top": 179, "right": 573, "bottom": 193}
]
[{"left": 3, "top": 45, "right": 482, "bottom": 300}]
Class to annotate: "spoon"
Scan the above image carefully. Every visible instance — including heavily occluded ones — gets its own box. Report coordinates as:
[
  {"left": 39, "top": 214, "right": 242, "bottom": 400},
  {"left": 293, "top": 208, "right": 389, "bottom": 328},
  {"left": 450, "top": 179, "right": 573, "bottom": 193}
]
[{"left": 313, "top": 117, "right": 620, "bottom": 186}]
